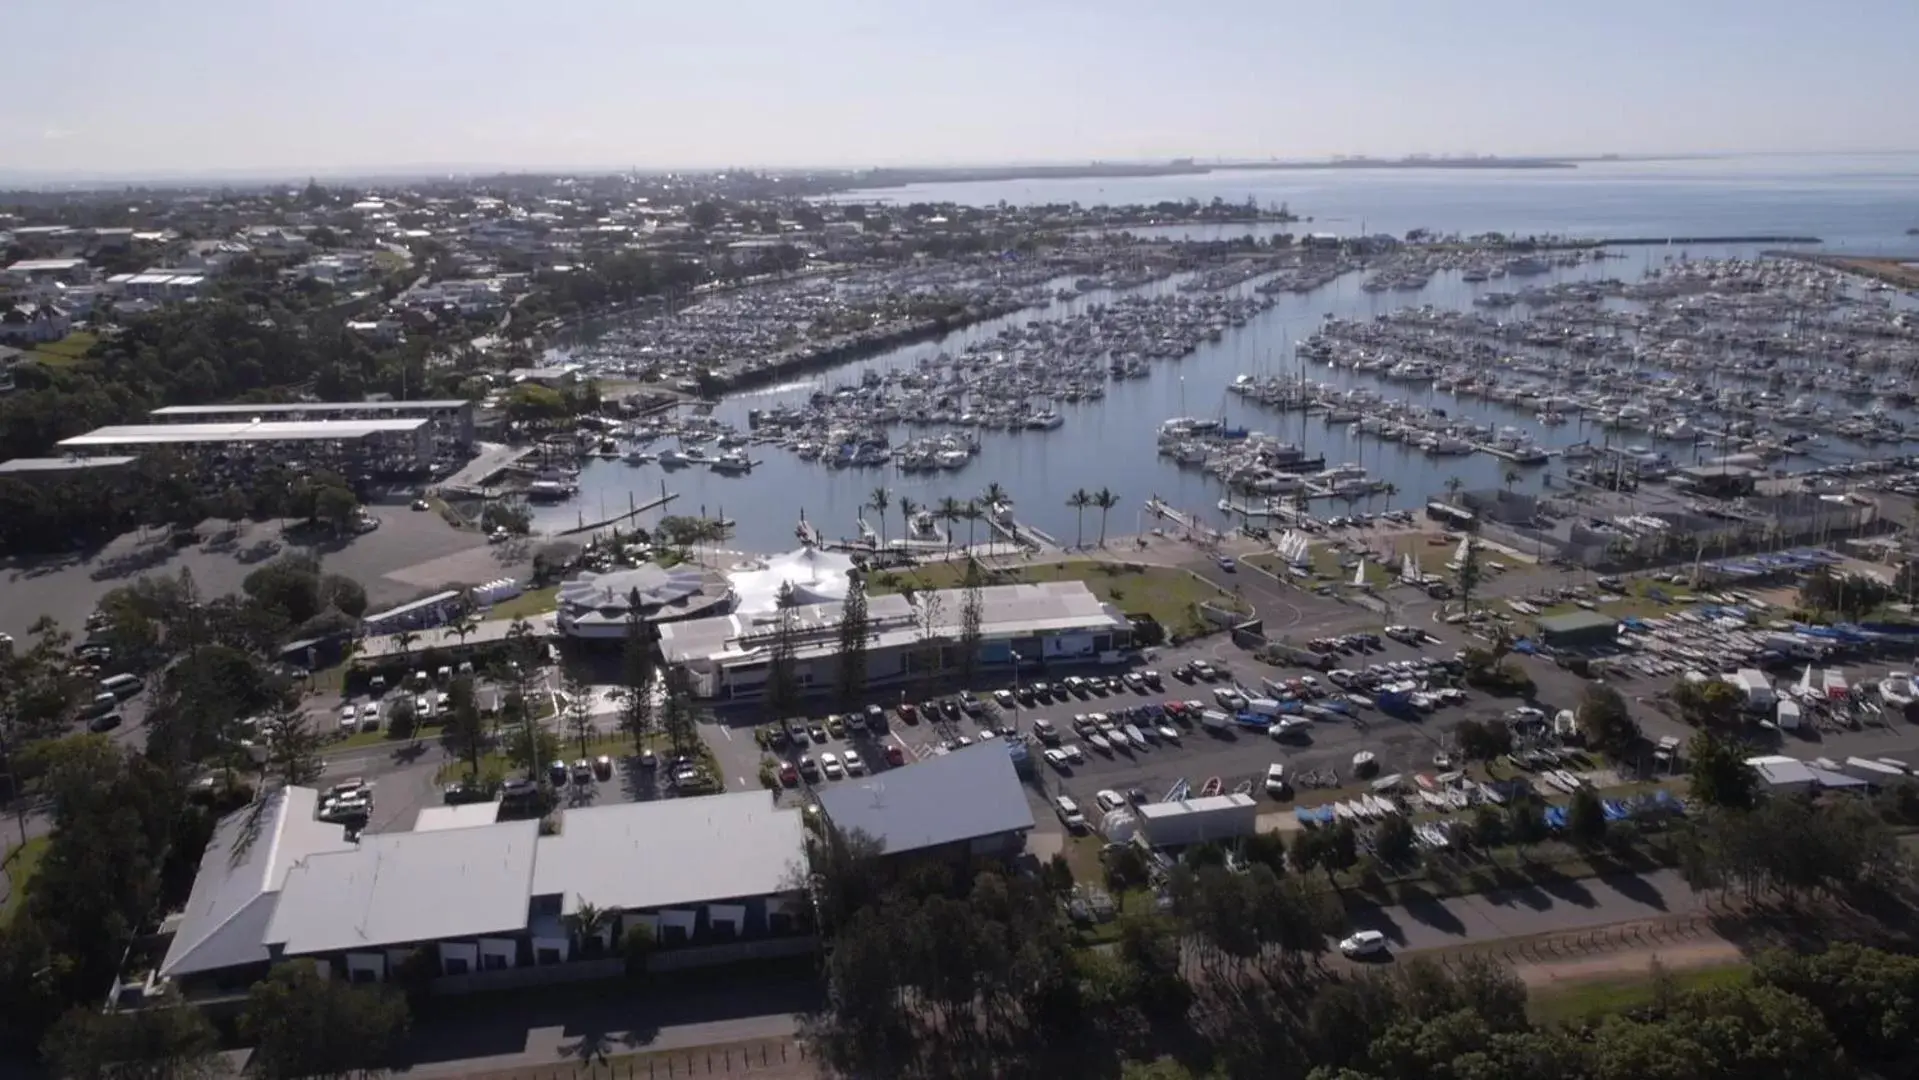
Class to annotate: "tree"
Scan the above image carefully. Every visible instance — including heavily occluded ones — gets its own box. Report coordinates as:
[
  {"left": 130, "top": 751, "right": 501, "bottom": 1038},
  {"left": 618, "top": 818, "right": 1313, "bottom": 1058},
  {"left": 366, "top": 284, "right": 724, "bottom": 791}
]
[
  {"left": 392, "top": 628, "right": 418, "bottom": 659},
  {"left": 1452, "top": 718, "right": 1512, "bottom": 763},
  {"left": 689, "top": 201, "right": 723, "bottom": 231},
  {"left": 1502, "top": 468, "right": 1521, "bottom": 493},
  {"left": 913, "top": 590, "right": 945, "bottom": 696},
  {"left": 867, "top": 486, "right": 891, "bottom": 548},
  {"left": 896, "top": 495, "right": 919, "bottom": 545},
  {"left": 386, "top": 693, "right": 418, "bottom": 741},
  {"left": 618, "top": 600, "right": 656, "bottom": 755},
  {"left": 239, "top": 961, "right": 409, "bottom": 1080},
  {"left": 956, "top": 557, "right": 984, "bottom": 689},
  {"left": 936, "top": 496, "right": 964, "bottom": 554},
  {"left": 1506, "top": 796, "right": 1548, "bottom": 858},
  {"left": 314, "top": 484, "right": 359, "bottom": 533},
  {"left": 658, "top": 664, "right": 698, "bottom": 755},
  {"left": 440, "top": 674, "right": 486, "bottom": 780},
  {"left": 1066, "top": 488, "right": 1091, "bottom": 549},
  {"left": 42, "top": 1005, "right": 230, "bottom": 1080},
  {"left": 561, "top": 670, "right": 596, "bottom": 759},
  {"left": 960, "top": 498, "right": 984, "bottom": 550},
  {"left": 567, "top": 898, "right": 615, "bottom": 956},
  {"left": 1670, "top": 677, "right": 1744, "bottom": 731},
  {"left": 1679, "top": 734, "right": 1752, "bottom": 813},
  {"left": 1566, "top": 786, "right": 1608, "bottom": 848},
  {"left": 1444, "top": 476, "right": 1465, "bottom": 504},
  {"left": 1093, "top": 487, "right": 1121, "bottom": 547},
  {"left": 506, "top": 719, "right": 560, "bottom": 776},
  {"left": 764, "top": 581, "right": 803, "bottom": 720},
  {"left": 1372, "top": 814, "right": 1417, "bottom": 868},
  {"left": 835, "top": 574, "right": 871, "bottom": 706},
  {"left": 258, "top": 699, "right": 324, "bottom": 788},
  {"left": 1577, "top": 683, "right": 1641, "bottom": 759},
  {"left": 1454, "top": 537, "right": 1482, "bottom": 613},
  {"left": 443, "top": 609, "right": 479, "bottom": 649}
]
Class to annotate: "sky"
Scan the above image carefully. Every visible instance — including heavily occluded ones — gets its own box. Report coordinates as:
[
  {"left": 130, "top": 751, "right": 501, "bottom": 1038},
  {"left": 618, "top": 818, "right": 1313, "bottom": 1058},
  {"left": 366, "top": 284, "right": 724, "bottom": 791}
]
[{"left": 7, "top": 0, "right": 1918, "bottom": 179}]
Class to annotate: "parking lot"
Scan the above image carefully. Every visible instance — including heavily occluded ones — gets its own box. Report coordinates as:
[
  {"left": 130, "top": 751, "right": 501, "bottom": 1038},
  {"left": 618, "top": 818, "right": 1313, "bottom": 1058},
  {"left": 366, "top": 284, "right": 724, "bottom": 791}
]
[{"left": 707, "top": 618, "right": 1521, "bottom": 830}]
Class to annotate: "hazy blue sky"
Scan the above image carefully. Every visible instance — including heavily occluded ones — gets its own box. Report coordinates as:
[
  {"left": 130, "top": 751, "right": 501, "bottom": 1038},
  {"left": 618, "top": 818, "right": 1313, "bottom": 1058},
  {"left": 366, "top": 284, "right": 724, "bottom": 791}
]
[{"left": 8, "top": 0, "right": 1917, "bottom": 177}]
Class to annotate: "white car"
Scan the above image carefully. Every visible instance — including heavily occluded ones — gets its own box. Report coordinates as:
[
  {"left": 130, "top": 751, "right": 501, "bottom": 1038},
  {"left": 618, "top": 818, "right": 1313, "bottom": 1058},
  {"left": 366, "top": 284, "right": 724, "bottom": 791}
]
[
  {"left": 1061, "top": 743, "right": 1085, "bottom": 764},
  {"left": 820, "top": 752, "right": 843, "bottom": 779},
  {"left": 1054, "top": 795, "right": 1088, "bottom": 831},
  {"left": 1095, "top": 789, "right": 1127, "bottom": 814},
  {"left": 1340, "top": 930, "right": 1388, "bottom": 957},
  {"left": 1043, "top": 748, "right": 1070, "bottom": 772},
  {"left": 339, "top": 703, "right": 358, "bottom": 730},
  {"left": 994, "top": 689, "right": 1016, "bottom": 709},
  {"left": 1265, "top": 763, "right": 1288, "bottom": 795},
  {"left": 1213, "top": 687, "right": 1247, "bottom": 710},
  {"left": 842, "top": 750, "right": 865, "bottom": 775}
]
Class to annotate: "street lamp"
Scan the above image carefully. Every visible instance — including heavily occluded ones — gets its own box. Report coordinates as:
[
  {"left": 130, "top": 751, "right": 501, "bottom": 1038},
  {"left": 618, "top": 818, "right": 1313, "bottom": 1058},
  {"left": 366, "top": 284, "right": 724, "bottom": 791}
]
[{"left": 1010, "top": 650, "right": 1022, "bottom": 731}]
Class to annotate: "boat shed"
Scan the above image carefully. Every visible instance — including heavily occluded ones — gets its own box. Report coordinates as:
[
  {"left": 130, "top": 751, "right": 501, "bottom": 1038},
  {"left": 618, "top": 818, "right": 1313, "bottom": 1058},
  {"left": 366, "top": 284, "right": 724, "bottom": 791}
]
[
  {"left": 1535, "top": 610, "right": 1618, "bottom": 649},
  {"left": 1135, "top": 793, "right": 1259, "bottom": 848},
  {"left": 816, "top": 742, "right": 1034, "bottom": 860}
]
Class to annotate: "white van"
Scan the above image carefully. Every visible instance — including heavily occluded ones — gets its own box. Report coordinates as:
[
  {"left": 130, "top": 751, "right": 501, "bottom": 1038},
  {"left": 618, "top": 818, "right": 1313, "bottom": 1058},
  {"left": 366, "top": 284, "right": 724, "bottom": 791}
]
[{"left": 100, "top": 673, "right": 144, "bottom": 699}]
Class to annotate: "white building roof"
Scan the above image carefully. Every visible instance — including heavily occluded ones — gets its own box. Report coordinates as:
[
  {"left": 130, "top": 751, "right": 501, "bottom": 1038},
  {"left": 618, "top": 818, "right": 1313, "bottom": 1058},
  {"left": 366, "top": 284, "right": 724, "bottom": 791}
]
[
  {"left": 556, "top": 564, "right": 729, "bottom": 631},
  {"left": 413, "top": 802, "right": 502, "bottom": 831},
  {"left": 150, "top": 400, "right": 469, "bottom": 418},
  {"left": 656, "top": 579, "right": 1126, "bottom": 671},
  {"left": 159, "top": 788, "right": 356, "bottom": 978},
  {"left": 532, "top": 792, "right": 806, "bottom": 915},
  {"left": 59, "top": 418, "right": 428, "bottom": 448},
  {"left": 266, "top": 819, "right": 539, "bottom": 955},
  {"left": 729, "top": 547, "right": 855, "bottom": 614}
]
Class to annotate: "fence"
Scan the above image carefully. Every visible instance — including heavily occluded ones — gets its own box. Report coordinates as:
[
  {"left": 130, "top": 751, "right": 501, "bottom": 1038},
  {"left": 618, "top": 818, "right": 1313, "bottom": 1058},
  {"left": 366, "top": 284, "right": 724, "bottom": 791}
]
[{"left": 646, "top": 936, "right": 818, "bottom": 974}]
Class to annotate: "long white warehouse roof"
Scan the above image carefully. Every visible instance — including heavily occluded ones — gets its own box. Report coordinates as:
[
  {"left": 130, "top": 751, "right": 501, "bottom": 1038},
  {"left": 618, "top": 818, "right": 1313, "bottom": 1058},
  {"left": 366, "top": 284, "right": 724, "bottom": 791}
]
[{"left": 59, "top": 418, "right": 430, "bottom": 448}]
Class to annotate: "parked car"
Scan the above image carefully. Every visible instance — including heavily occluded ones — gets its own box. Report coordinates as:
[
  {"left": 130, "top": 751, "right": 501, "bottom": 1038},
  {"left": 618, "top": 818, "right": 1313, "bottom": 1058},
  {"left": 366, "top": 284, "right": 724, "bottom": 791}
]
[
  {"left": 1339, "top": 931, "right": 1388, "bottom": 957},
  {"left": 994, "top": 689, "right": 1016, "bottom": 709},
  {"left": 842, "top": 749, "right": 866, "bottom": 775},
  {"left": 1054, "top": 795, "right": 1088, "bottom": 832},
  {"left": 778, "top": 761, "right": 799, "bottom": 787},
  {"left": 572, "top": 759, "right": 594, "bottom": 785},
  {"left": 1043, "top": 748, "right": 1070, "bottom": 773},
  {"left": 1265, "top": 763, "right": 1288, "bottom": 796},
  {"left": 1095, "top": 789, "right": 1127, "bottom": 814},
  {"left": 593, "top": 755, "right": 614, "bottom": 781},
  {"left": 820, "top": 752, "right": 843, "bottom": 779},
  {"left": 884, "top": 743, "right": 906, "bottom": 766}
]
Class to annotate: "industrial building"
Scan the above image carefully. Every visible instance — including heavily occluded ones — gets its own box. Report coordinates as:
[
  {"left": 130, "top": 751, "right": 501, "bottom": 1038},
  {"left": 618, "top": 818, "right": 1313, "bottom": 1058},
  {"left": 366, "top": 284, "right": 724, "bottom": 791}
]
[
  {"left": 147, "top": 399, "right": 477, "bottom": 448},
  {"left": 656, "top": 579, "right": 1131, "bottom": 700},
  {"left": 57, "top": 418, "right": 436, "bottom": 469},
  {"left": 816, "top": 741, "right": 1035, "bottom": 860},
  {"left": 1534, "top": 610, "right": 1619, "bottom": 649},
  {"left": 554, "top": 563, "right": 734, "bottom": 639},
  {"left": 147, "top": 788, "right": 810, "bottom": 1001}
]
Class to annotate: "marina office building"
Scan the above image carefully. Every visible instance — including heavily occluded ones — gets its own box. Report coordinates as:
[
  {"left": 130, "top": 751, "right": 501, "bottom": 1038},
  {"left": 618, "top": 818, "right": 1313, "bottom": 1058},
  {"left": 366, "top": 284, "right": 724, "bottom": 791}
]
[
  {"left": 147, "top": 788, "right": 809, "bottom": 1003},
  {"left": 657, "top": 579, "right": 1132, "bottom": 700}
]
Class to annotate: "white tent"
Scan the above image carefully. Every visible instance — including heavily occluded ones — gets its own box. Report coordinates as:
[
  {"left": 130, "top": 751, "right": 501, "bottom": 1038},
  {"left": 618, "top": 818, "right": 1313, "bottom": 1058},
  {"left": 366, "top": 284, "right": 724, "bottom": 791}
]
[
  {"left": 1351, "top": 557, "right": 1367, "bottom": 588},
  {"left": 728, "top": 546, "right": 855, "bottom": 613}
]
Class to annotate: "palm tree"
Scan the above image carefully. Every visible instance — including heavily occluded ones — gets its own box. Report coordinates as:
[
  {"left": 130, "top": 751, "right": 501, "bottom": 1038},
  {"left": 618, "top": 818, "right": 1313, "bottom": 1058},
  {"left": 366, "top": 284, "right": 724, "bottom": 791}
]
[
  {"left": 936, "top": 496, "right": 964, "bottom": 554},
  {"left": 444, "top": 611, "right": 479, "bottom": 648},
  {"left": 1444, "top": 476, "right": 1466, "bottom": 505},
  {"left": 1092, "top": 488, "right": 1120, "bottom": 548},
  {"left": 961, "top": 499, "right": 984, "bottom": 551},
  {"left": 867, "top": 486, "right": 891, "bottom": 549},
  {"left": 898, "top": 495, "right": 919, "bottom": 543},
  {"left": 1379, "top": 482, "right": 1399, "bottom": 511},
  {"left": 1502, "top": 468, "right": 1522, "bottom": 493},
  {"left": 1067, "top": 489, "right": 1091, "bottom": 549},
  {"left": 567, "top": 898, "right": 614, "bottom": 957},
  {"left": 981, "top": 481, "right": 1009, "bottom": 511},
  {"left": 393, "top": 628, "right": 418, "bottom": 661}
]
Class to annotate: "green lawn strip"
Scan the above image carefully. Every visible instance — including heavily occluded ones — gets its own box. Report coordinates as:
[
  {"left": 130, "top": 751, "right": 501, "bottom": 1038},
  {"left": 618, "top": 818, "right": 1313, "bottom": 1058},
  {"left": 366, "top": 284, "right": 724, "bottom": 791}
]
[
  {"left": 1, "top": 837, "right": 50, "bottom": 925},
  {"left": 488, "top": 585, "right": 560, "bottom": 621},
  {"left": 1528, "top": 963, "right": 1750, "bottom": 1025},
  {"left": 871, "top": 560, "right": 1232, "bottom": 631}
]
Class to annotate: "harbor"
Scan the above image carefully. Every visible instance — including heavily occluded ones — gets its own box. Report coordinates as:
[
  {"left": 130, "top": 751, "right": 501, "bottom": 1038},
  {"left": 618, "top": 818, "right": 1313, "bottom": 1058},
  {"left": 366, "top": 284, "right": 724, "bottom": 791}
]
[{"left": 524, "top": 226, "right": 1919, "bottom": 553}]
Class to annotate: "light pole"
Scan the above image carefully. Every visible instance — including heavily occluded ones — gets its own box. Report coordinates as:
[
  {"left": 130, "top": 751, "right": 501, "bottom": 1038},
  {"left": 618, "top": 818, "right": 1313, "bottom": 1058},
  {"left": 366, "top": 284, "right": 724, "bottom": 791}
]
[{"left": 1010, "top": 650, "right": 1022, "bottom": 733}]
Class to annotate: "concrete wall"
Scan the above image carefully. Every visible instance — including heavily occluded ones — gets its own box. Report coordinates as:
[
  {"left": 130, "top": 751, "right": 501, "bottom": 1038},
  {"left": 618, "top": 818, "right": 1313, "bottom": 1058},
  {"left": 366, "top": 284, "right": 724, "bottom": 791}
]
[
  {"left": 644, "top": 935, "right": 818, "bottom": 973},
  {"left": 431, "top": 957, "right": 625, "bottom": 996}
]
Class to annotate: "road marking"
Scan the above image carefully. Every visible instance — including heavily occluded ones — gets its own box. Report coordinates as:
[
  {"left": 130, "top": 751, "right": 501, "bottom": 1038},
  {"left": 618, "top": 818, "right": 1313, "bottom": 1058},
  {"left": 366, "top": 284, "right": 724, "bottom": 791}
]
[{"left": 718, "top": 725, "right": 733, "bottom": 741}]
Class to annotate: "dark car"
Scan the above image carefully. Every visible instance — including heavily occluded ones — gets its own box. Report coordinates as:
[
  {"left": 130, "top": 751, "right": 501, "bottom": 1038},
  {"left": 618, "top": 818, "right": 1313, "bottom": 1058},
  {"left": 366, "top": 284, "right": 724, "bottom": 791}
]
[
  {"left": 87, "top": 712, "right": 122, "bottom": 733},
  {"left": 547, "top": 761, "right": 569, "bottom": 786}
]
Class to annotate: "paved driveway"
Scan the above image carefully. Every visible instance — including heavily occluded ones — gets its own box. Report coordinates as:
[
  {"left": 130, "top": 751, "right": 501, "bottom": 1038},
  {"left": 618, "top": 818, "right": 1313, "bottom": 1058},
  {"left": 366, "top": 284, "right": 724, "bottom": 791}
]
[{"left": 1348, "top": 868, "right": 1708, "bottom": 951}]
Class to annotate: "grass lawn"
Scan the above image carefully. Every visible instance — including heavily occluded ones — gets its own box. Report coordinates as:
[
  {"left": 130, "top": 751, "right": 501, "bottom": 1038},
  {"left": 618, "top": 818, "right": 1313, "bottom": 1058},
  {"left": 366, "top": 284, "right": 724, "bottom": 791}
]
[
  {"left": 489, "top": 585, "right": 559, "bottom": 621},
  {"left": 28, "top": 331, "right": 97, "bottom": 366},
  {"left": 1529, "top": 963, "right": 1750, "bottom": 1025},
  {"left": 872, "top": 559, "right": 1236, "bottom": 631},
  {"left": 1, "top": 837, "right": 50, "bottom": 925}
]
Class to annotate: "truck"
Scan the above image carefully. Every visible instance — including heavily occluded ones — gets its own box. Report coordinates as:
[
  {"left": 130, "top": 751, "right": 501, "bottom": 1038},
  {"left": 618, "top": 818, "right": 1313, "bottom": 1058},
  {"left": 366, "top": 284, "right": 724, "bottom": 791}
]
[
  {"left": 1732, "top": 668, "right": 1775, "bottom": 711},
  {"left": 1775, "top": 698, "right": 1803, "bottom": 731}
]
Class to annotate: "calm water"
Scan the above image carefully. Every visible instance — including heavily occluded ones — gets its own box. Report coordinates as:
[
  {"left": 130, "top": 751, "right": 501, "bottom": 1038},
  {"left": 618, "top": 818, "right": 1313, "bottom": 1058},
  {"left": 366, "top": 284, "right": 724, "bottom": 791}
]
[{"left": 536, "top": 156, "right": 1919, "bottom": 552}]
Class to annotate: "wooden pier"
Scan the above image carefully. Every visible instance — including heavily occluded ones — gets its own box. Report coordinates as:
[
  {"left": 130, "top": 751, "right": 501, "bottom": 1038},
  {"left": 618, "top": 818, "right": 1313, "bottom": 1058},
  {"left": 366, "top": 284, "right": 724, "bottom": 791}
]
[{"left": 558, "top": 491, "right": 680, "bottom": 536}]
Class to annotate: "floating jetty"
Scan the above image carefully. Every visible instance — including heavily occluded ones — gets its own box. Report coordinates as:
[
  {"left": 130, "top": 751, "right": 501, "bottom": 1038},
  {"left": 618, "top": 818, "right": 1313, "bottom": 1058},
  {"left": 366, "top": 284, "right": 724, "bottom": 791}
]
[{"left": 559, "top": 491, "right": 679, "bottom": 536}]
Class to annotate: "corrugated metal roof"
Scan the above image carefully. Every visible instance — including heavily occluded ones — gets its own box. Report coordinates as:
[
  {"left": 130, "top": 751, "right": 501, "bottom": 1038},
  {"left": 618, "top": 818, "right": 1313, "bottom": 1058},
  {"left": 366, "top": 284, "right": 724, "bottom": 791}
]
[
  {"left": 150, "top": 401, "right": 469, "bottom": 417},
  {"left": 816, "top": 742, "right": 1034, "bottom": 856},
  {"left": 159, "top": 788, "right": 356, "bottom": 978},
  {"left": 532, "top": 793, "right": 806, "bottom": 914},
  {"left": 266, "top": 820, "right": 539, "bottom": 955},
  {"left": 58, "top": 418, "right": 429, "bottom": 447}
]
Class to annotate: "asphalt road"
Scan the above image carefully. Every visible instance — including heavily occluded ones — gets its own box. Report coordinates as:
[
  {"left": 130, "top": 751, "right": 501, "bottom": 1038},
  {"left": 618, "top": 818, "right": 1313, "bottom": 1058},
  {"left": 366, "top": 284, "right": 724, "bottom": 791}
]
[{"left": 1349, "top": 868, "right": 1709, "bottom": 953}]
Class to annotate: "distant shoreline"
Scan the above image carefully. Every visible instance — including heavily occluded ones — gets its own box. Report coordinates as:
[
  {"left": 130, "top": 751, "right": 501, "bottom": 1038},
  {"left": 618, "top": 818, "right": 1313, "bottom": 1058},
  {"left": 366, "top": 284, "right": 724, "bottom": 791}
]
[{"left": 839, "top": 158, "right": 1582, "bottom": 192}]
